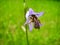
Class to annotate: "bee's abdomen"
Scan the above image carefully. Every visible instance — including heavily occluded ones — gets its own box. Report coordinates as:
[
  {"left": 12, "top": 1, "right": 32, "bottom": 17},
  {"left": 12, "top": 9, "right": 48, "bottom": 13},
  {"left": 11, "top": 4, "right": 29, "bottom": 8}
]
[{"left": 34, "top": 21, "right": 40, "bottom": 29}]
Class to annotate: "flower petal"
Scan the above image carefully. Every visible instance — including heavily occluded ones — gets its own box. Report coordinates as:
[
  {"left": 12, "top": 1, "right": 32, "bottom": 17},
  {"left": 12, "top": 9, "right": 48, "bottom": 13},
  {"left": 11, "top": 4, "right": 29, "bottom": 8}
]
[
  {"left": 35, "top": 12, "right": 44, "bottom": 17},
  {"left": 29, "top": 8, "right": 35, "bottom": 15},
  {"left": 28, "top": 22, "right": 34, "bottom": 31}
]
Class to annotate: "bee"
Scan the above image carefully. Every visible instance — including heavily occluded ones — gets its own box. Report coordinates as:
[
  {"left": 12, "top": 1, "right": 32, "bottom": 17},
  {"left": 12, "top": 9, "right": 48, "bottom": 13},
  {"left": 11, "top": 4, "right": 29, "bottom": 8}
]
[{"left": 29, "top": 14, "right": 41, "bottom": 29}]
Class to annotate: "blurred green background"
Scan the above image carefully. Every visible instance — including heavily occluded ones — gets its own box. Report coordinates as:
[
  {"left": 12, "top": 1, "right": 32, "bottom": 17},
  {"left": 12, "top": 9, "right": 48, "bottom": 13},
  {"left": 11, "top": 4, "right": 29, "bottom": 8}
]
[{"left": 0, "top": 0, "right": 60, "bottom": 45}]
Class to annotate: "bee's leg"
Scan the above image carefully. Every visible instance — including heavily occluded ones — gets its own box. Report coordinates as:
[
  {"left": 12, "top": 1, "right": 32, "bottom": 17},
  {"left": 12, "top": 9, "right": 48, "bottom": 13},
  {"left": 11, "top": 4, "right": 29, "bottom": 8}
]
[{"left": 24, "top": 19, "right": 29, "bottom": 26}]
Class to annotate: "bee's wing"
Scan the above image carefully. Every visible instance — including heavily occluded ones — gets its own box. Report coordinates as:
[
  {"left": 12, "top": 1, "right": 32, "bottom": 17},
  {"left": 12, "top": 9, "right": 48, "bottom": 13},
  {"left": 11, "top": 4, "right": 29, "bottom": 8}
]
[
  {"left": 39, "top": 23, "right": 42, "bottom": 26},
  {"left": 28, "top": 22, "right": 34, "bottom": 31},
  {"left": 35, "top": 12, "right": 44, "bottom": 17}
]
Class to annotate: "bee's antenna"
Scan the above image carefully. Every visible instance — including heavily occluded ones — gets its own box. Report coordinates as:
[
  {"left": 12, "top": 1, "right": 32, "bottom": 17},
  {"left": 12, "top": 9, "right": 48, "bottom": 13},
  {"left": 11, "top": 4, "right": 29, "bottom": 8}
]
[{"left": 23, "top": 0, "right": 29, "bottom": 45}]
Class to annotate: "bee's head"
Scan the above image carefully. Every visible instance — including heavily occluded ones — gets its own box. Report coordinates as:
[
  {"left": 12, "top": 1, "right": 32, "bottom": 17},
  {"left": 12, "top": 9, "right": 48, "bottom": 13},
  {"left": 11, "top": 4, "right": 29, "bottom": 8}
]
[
  {"left": 29, "top": 14, "right": 37, "bottom": 19},
  {"left": 31, "top": 14, "right": 37, "bottom": 20},
  {"left": 28, "top": 14, "right": 38, "bottom": 22}
]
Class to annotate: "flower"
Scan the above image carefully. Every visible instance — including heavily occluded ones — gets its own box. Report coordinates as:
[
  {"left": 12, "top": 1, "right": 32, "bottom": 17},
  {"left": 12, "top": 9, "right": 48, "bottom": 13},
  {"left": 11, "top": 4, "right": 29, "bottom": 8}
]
[{"left": 24, "top": 8, "right": 44, "bottom": 31}]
